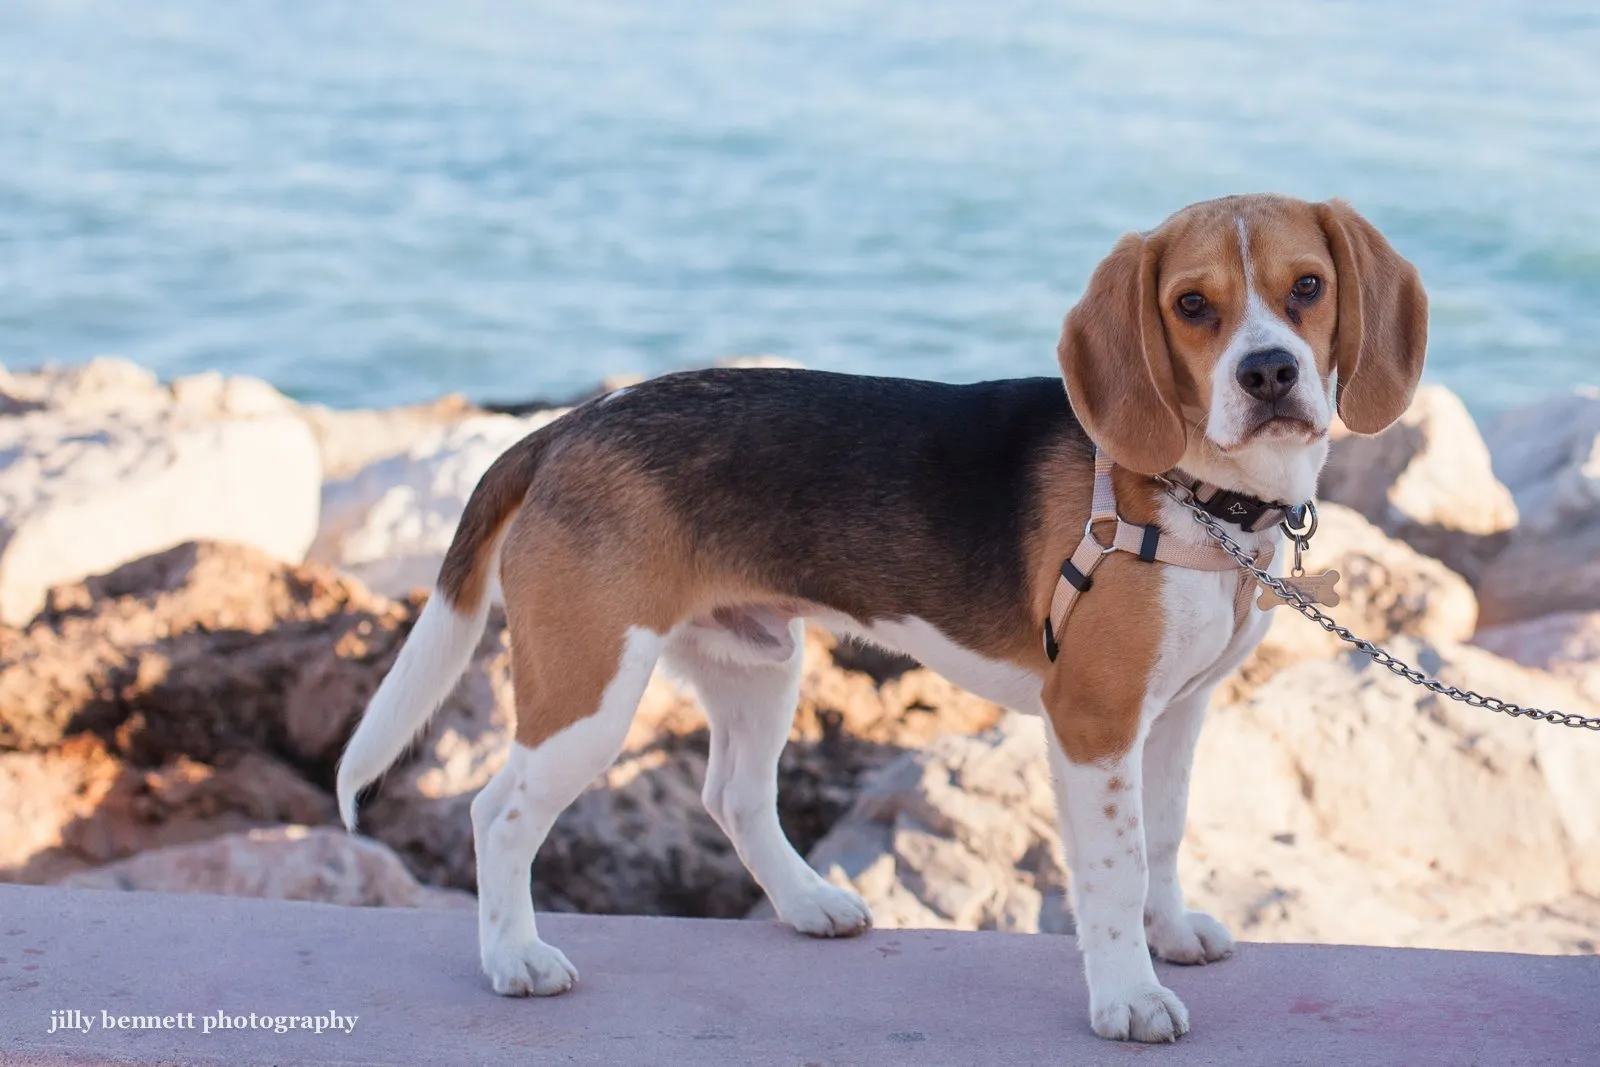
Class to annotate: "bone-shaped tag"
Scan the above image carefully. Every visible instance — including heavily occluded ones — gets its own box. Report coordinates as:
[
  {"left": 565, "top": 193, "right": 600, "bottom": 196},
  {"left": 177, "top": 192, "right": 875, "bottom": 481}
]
[{"left": 1257, "top": 570, "right": 1342, "bottom": 610}]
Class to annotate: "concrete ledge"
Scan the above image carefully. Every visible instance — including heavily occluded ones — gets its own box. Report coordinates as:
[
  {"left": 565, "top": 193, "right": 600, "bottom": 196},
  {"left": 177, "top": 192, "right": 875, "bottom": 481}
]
[{"left": 0, "top": 885, "right": 1595, "bottom": 1066}]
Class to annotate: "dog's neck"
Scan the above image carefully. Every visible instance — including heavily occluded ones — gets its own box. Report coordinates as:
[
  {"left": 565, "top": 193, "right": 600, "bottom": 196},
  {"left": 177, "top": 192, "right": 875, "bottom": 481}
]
[
  {"left": 1163, "top": 471, "right": 1289, "bottom": 533},
  {"left": 1171, "top": 434, "right": 1327, "bottom": 512}
]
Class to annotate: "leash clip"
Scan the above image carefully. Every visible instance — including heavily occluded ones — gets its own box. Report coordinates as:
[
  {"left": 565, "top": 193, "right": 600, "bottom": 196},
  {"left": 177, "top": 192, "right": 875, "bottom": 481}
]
[
  {"left": 1280, "top": 500, "right": 1319, "bottom": 542},
  {"left": 1280, "top": 501, "right": 1318, "bottom": 577}
]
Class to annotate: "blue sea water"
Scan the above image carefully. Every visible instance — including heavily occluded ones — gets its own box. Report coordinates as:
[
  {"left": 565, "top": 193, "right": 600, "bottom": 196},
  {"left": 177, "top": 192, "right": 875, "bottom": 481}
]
[{"left": 2, "top": 0, "right": 1597, "bottom": 414}]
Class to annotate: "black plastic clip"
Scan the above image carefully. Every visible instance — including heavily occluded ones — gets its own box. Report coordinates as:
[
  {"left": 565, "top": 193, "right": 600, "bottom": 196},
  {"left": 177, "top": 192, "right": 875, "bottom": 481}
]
[{"left": 1138, "top": 524, "right": 1160, "bottom": 563}]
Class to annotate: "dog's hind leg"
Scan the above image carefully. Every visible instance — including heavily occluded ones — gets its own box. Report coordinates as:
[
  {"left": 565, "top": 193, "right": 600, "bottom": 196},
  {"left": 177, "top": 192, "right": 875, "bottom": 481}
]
[
  {"left": 665, "top": 619, "right": 872, "bottom": 938},
  {"left": 472, "top": 625, "right": 664, "bottom": 996}
]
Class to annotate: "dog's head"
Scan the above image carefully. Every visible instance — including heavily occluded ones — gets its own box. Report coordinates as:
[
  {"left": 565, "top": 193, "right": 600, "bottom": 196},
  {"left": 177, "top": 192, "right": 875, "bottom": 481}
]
[{"left": 1058, "top": 194, "right": 1427, "bottom": 499}]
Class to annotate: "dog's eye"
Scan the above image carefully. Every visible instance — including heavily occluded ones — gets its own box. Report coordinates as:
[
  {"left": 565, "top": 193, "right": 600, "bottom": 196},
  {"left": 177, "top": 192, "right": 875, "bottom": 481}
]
[
  {"left": 1291, "top": 275, "right": 1322, "bottom": 301},
  {"left": 1175, "top": 292, "right": 1209, "bottom": 319}
]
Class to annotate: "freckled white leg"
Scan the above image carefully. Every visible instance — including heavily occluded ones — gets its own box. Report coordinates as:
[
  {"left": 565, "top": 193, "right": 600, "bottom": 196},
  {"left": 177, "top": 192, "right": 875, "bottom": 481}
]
[
  {"left": 1047, "top": 731, "right": 1189, "bottom": 1043},
  {"left": 666, "top": 623, "right": 871, "bottom": 938},
  {"left": 1141, "top": 692, "right": 1233, "bottom": 965},
  {"left": 472, "top": 627, "right": 663, "bottom": 996}
]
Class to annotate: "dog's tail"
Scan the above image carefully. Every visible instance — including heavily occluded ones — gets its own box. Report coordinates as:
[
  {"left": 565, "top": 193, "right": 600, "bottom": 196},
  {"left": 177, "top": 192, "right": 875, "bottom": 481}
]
[{"left": 335, "top": 429, "right": 550, "bottom": 831}]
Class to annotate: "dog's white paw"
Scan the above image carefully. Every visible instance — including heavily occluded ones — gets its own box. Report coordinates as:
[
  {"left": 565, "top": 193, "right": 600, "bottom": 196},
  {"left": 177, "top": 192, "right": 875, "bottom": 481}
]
[
  {"left": 1146, "top": 909, "right": 1235, "bottom": 966},
  {"left": 781, "top": 882, "right": 874, "bottom": 938},
  {"left": 483, "top": 937, "right": 579, "bottom": 997},
  {"left": 1090, "top": 980, "right": 1191, "bottom": 1043}
]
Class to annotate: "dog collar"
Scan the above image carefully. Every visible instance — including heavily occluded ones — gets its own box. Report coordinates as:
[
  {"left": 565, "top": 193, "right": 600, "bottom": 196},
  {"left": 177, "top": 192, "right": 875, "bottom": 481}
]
[{"left": 1168, "top": 473, "right": 1292, "bottom": 534}]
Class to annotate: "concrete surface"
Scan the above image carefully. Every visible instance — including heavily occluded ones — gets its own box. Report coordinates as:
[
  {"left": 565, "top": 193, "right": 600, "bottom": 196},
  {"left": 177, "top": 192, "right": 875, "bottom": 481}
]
[{"left": 0, "top": 884, "right": 1595, "bottom": 1067}]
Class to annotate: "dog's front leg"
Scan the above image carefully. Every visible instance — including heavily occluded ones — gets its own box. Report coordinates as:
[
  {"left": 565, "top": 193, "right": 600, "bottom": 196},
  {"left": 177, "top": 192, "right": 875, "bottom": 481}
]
[
  {"left": 1141, "top": 691, "right": 1234, "bottom": 965},
  {"left": 1045, "top": 715, "right": 1188, "bottom": 1043}
]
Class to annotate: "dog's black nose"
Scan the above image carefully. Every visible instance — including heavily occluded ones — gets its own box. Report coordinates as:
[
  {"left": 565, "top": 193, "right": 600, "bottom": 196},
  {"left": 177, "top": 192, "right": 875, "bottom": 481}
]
[{"left": 1236, "top": 348, "right": 1299, "bottom": 403}]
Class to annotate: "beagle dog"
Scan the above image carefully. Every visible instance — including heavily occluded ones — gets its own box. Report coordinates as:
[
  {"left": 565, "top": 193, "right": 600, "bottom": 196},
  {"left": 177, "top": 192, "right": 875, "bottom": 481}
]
[{"left": 337, "top": 193, "right": 1427, "bottom": 1043}]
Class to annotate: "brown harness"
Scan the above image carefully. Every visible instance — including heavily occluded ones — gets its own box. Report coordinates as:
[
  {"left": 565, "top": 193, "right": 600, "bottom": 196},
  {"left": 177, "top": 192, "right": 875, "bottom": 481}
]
[{"left": 1042, "top": 449, "right": 1281, "bottom": 662}]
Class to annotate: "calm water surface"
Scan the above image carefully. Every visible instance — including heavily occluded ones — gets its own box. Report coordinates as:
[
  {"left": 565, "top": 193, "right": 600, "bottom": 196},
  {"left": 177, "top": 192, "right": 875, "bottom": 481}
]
[{"left": 2, "top": 0, "right": 1597, "bottom": 413}]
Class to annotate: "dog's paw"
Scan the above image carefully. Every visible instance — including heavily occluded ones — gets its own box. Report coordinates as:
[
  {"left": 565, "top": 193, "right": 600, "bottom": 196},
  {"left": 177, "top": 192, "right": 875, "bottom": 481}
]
[
  {"left": 483, "top": 937, "right": 579, "bottom": 997},
  {"left": 1146, "top": 909, "right": 1234, "bottom": 966},
  {"left": 782, "top": 882, "right": 873, "bottom": 938},
  {"left": 1090, "top": 981, "right": 1190, "bottom": 1043}
]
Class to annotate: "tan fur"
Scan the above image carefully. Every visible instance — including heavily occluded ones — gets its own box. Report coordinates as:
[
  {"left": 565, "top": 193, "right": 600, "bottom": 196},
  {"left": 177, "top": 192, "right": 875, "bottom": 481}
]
[
  {"left": 1057, "top": 232, "right": 1187, "bottom": 475},
  {"left": 1316, "top": 199, "right": 1430, "bottom": 432},
  {"left": 1040, "top": 467, "right": 1171, "bottom": 764},
  {"left": 497, "top": 442, "right": 691, "bottom": 748},
  {"left": 495, "top": 438, "right": 822, "bottom": 747},
  {"left": 438, "top": 433, "right": 548, "bottom": 612}
]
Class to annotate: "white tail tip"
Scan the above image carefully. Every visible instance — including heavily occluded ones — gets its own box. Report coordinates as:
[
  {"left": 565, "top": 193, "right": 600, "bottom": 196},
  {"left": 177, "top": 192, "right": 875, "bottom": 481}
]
[{"left": 334, "top": 590, "right": 490, "bottom": 834}]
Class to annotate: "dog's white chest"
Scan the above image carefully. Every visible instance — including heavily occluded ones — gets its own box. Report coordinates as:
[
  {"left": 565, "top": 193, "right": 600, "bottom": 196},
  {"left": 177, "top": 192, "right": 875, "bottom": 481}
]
[{"left": 1153, "top": 563, "right": 1273, "bottom": 704}]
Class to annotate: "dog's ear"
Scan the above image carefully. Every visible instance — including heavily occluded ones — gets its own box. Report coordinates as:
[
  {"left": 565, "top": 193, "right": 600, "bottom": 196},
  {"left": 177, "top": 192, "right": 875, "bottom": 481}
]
[
  {"left": 1316, "top": 199, "right": 1429, "bottom": 434},
  {"left": 1058, "top": 232, "right": 1187, "bottom": 475}
]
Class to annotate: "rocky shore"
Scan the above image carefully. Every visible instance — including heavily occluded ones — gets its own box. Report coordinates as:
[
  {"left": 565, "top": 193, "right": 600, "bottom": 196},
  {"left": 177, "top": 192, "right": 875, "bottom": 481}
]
[{"left": 2, "top": 357, "right": 1597, "bottom": 955}]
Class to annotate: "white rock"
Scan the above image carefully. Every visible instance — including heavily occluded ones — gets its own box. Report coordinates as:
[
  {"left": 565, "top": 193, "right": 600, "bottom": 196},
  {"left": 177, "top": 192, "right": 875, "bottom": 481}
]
[
  {"left": 57, "top": 825, "right": 473, "bottom": 909},
  {"left": 1475, "top": 521, "right": 1600, "bottom": 628},
  {"left": 1475, "top": 389, "right": 1600, "bottom": 626},
  {"left": 1473, "top": 611, "right": 1600, "bottom": 893},
  {"left": 0, "top": 403, "right": 321, "bottom": 625},
  {"left": 789, "top": 714, "right": 1072, "bottom": 934},
  {"left": 311, "top": 411, "right": 566, "bottom": 599},
  {"left": 168, "top": 371, "right": 296, "bottom": 417},
  {"left": 0, "top": 357, "right": 166, "bottom": 414},
  {"left": 1473, "top": 611, "right": 1600, "bottom": 707},
  {"left": 1442, "top": 895, "right": 1600, "bottom": 956},
  {"left": 715, "top": 354, "right": 806, "bottom": 370},
  {"left": 1320, "top": 384, "right": 1518, "bottom": 580},
  {"left": 1, "top": 357, "right": 294, "bottom": 419},
  {"left": 1484, "top": 387, "right": 1600, "bottom": 536},
  {"left": 297, "top": 394, "right": 475, "bottom": 482},
  {"left": 1191, "top": 639, "right": 1600, "bottom": 925}
]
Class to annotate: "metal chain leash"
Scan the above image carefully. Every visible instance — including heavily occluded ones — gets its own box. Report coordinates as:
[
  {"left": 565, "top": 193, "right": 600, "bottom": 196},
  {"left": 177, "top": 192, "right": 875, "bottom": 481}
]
[{"left": 1156, "top": 478, "right": 1600, "bottom": 732}]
